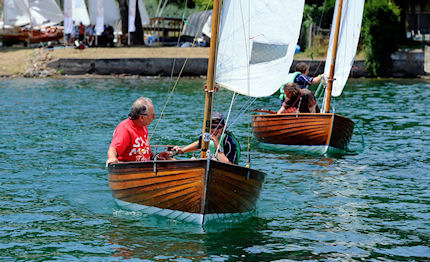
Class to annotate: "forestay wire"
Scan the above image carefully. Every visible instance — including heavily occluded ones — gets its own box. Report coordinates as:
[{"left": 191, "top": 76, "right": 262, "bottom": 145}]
[
  {"left": 237, "top": 0, "right": 252, "bottom": 168},
  {"left": 214, "top": 92, "right": 237, "bottom": 157},
  {"left": 149, "top": 2, "right": 211, "bottom": 142}
]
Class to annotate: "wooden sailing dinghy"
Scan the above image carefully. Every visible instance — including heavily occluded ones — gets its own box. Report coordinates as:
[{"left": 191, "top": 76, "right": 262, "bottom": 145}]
[
  {"left": 108, "top": 0, "right": 306, "bottom": 224},
  {"left": 108, "top": 159, "right": 265, "bottom": 224},
  {"left": 252, "top": 0, "right": 364, "bottom": 154},
  {"left": 2, "top": 0, "right": 64, "bottom": 46},
  {"left": 2, "top": 28, "right": 63, "bottom": 46},
  {"left": 253, "top": 110, "right": 355, "bottom": 153}
]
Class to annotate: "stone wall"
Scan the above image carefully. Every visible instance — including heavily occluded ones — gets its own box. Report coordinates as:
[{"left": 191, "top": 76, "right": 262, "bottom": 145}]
[
  {"left": 47, "top": 58, "right": 369, "bottom": 77},
  {"left": 47, "top": 58, "right": 208, "bottom": 76},
  {"left": 46, "top": 50, "right": 427, "bottom": 77},
  {"left": 390, "top": 50, "right": 425, "bottom": 77}
]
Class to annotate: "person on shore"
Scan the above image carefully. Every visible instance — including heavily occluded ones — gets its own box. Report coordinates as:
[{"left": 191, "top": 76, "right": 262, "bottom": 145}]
[
  {"left": 173, "top": 112, "right": 240, "bottom": 165},
  {"left": 106, "top": 97, "right": 156, "bottom": 167},
  {"left": 277, "top": 83, "right": 320, "bottom": 114},
  {"left": 86, "top": 25, "right": 95, "bottom": 47},
  {"left": 78, "top": 22, "right": 85, "bottom": 42}
]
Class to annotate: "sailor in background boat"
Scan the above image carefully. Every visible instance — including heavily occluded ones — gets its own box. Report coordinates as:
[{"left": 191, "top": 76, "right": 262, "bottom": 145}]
[
  {"left": 279, "top": 62, "right": 324, "bottom": 105},
  {"left": 292, "top": 62, "right": 324, "bottom": 89},
  {"left": 106, "top": 97, "right": 156, "bottom": 167},
  {"left": 173, "top": 112, "right": 240, "bottom": 165},
  {"left": 277, "top": 83, "right": 320, "bottom": 114}
]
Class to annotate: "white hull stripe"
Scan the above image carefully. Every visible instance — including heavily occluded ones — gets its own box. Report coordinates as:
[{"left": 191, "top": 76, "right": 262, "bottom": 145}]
[{"left": 114, "top": 199, "right": 251, "bottom": 225}]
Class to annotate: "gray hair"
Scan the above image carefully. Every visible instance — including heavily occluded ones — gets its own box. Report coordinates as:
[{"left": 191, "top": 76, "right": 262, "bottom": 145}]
[{"left": 128, "top": 97, "right": 153, "bottom": 120}]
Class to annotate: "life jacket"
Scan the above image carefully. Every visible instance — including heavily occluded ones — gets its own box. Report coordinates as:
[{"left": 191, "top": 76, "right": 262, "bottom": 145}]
[
  {"left": 209, "top": 131, "right": 241, "bottom": 164},
  {"left": 279, "top": 72, "right": 301, "bottom": 100}
]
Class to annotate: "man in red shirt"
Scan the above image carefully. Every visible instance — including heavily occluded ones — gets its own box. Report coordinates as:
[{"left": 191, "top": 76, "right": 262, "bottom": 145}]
[
  {"left": 78, "top": 22, "right": 85, "bottom": 42},
  {"left": 106, "top": 97, "right": 156, "bottom": 167}
]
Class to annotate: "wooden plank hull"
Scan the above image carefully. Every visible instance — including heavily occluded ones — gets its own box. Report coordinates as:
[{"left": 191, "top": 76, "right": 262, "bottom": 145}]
[
  {"left": 108, "top": 159, "right": 265, "bottom": 224},
  {"left": 2, "top": 29, "right": 63, "bottom": 45},
  {"left": 252, "top": 112, "right": 354, "bottom": 152}
]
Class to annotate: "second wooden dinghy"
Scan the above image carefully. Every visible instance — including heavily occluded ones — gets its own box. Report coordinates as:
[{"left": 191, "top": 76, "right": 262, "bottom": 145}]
[
  {"left": 253, "top": 111, "right": 354, "bottom": 154},
  {"left": 252, "top": 0, "right": 364, "bottom": 154}
]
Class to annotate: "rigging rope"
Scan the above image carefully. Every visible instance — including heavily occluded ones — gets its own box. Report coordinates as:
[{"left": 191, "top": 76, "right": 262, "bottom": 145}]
[
  {"left": 214, "top": 92, "right": 237, "bottom": 157},
  {"left": 226, "top": 97, "right": 257, "bottom": 129},
  {"left": 237, "top": 0, "right": 252, "bottom": 168},
  {"left": 149, "top": 2, "right": 211, "bottom": 142}
]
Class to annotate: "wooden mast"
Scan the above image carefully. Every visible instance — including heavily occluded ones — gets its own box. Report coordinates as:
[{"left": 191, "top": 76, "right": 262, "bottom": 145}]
[
  {"left": 324, "top": 0, "right": 344, "bottom": 113},
  {"left": 200, "top": 0, "right": 221, "bottom": 158}
]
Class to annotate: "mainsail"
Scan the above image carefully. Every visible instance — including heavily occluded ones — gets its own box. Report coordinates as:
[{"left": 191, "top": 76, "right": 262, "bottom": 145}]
[
  {"left": 3, "top": 0, "right": 62, "bottom": 27},
  {"left": 29, "top": 0, "right": 63, "bottom": 27},
  {"left": 138, "top": 0, "right": 150, "bottom": 26},
  {"left": 72, "top": 0, "right": 91, "bottom": 26},
  {"left": 323, "top": 0, "right": 364, "bottom": 97},
  {"left": 3, "top": 0, "right": 29, "bottom": 27},
  {"left": 215, "top": 0, "right": 305, "bottom": 98},
  {"left": 89, "top": 0, "right": 121, "bottom": 34}
]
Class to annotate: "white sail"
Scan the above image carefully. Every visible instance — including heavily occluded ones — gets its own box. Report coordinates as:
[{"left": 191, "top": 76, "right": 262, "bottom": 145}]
[
  {"left": 73, "top": 0, "right": 90, "bottom": 26},
  {"left": 29, "top": 0, "right": 63, "bottom": 27},
  {"left": 138, "top": 0, "right": 150, "bottom": 26},
  {"left": 64, "top": 0, "right": 74, "bottom": 34},
  {"left": 89, "top": 0, "right": 120, "bottom": 32},
  {"left": 89, "top": 0, "right": 103, "bottom": 33},
  {"left": 128, "top": 0, "right": 150, "bottom": 32},
  {"left": 215, "top": 0, "right": 305, "bottom": 98},
  {"left": 324, "top": 0, "right": 364, "bottom": 97},
  {"left": 128, "top": 0, "right": 136, "bottom": 32},
  {"left": 3, "top": 0, "right": 30, "bottom": 26},
  {"left": 104, "top": 0, "right": 121, "bottom": 25},
  {"left": 4, "top": 0, "right": 62, "bottom": 27}
]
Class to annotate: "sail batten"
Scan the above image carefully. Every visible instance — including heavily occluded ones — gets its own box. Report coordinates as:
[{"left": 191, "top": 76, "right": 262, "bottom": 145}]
[
  {"left": 215, "top": 0, "right": 305, "bottom": 98},
  {"left": 324, "top": 0, "right": 364, "bottom": 97}
]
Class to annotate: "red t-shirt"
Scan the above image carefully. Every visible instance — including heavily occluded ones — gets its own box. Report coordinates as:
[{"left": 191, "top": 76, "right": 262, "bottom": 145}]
[{"left": 110, "top": 118, "right": 151, "bottom": 162}]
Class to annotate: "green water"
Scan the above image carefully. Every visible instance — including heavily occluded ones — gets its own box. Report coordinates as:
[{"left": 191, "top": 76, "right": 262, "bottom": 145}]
[{"left": 0, "top": 77, "right": 429, "bottom": 261}]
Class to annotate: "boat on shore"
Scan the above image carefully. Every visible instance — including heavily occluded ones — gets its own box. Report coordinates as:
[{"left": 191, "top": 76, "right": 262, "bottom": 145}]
[
  {"left": 2, "top": 0, "right": 63, "bottom": 46},
  {"left": 2, "top": 27, "right": 63, "bottom": 47}
]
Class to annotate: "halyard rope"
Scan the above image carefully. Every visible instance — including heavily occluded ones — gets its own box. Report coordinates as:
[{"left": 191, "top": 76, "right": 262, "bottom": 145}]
[
  {"left": 149, "top": 2, "right": 211, "bottom": 142},
  {"left": 214, "top": 92, "right": 237, "bottom": 157}
]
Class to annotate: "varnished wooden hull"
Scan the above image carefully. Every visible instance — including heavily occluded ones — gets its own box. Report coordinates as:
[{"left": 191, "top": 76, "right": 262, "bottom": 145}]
[
  {"left": 253, "top": 113, "right": 354, "bottom": 152},
  {"left": 2, "top": 30, "right": 63, "bottom": 45},
  {"left": 108, "top": 159, "right": 265, "bottom": 224}
]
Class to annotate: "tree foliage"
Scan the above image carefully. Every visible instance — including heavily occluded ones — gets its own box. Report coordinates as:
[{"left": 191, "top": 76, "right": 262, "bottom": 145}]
[
  {"left": 303, "top": 0, "right": 335, "bottom": 29},
  {"left": 362, "top": 0, "right": 401, "bottom": 76},
  {"left": 192, "top": 0, "right": 213, "bottom": 10}
]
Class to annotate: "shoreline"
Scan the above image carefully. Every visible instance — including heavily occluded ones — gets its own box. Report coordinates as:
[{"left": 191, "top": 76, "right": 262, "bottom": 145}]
[{"left": 0, "top": 47, "right": 427, "bottom": 78}]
